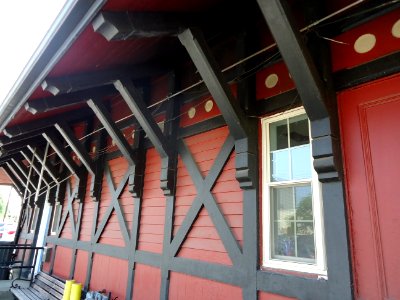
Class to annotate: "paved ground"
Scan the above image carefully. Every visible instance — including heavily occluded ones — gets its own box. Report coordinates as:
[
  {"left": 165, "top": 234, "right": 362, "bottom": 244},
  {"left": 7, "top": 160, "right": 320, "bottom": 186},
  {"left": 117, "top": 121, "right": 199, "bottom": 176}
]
[{"left": 0, "top": 291, "right": 14, "bottom": 299}]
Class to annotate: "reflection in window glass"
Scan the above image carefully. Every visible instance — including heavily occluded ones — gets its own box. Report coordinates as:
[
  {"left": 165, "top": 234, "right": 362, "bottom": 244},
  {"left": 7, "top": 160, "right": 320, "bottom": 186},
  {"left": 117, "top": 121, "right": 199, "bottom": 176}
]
[
  {"left": 271, "top": 150, "right": 290, "bottom": 182},
  {"left": 291, "top": 145, "right": 311, "bottom": 180},
  {"left": 271, "top": 185, "right": 315, "bottom": 262}
]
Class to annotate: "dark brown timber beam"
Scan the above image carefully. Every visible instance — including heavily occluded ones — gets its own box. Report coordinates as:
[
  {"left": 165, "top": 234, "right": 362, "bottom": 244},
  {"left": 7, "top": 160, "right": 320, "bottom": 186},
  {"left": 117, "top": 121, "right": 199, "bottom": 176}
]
[
  {"left": 42, "top": 130, "right": 80, "bottom": 176},
  {"left": 41, "top": 66, "right": 164, "bottom": 96},
  {"left": 178, "top": 28, "right": 256, "bottom": 189},
  {"left": 256, "top": 0, "right": 328, "bottom": 123},
  {"left": 55, "top": 122, "right": 95, "bottom": 175},
  {"left": 178, "top": 28, "right": 249, "bottom": 140},
  {"left": 114, "top": 79, "right": 171, "bottom": 158},
  {"left": 25, "top": 86, "right": 116, "bottom": 115},
  {"left": 87, "top": 98, "right": 136, "bottom": 166},
  {"left": 11, "top": 158, "right": 39, "bottom": 191},
  {"left": 256, "top": 0, "right": 340, "bottom": 181},
  {"left": 3, "top": 107, "right": 93, "bottom": 138},
  {"left": 27, "top": 145, "right": 59, "bottom": 183},
  {"left": 92, "top": 11, "right": 187, "bottom": 40}
]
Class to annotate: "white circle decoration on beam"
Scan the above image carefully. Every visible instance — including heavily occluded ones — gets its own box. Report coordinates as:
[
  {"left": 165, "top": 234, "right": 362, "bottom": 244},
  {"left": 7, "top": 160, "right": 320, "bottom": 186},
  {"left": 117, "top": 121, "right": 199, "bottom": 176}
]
[
  {"left": 265, "top": 74, "right": 279, "bottom": 88},
  {"left": 188, "top": 107, "right": 196, "bottom": 119},
  {"left": 204, "top": 100, "right": 214, "bottom": 112},
  {"left": 354, "top": 33, "right": 376, "bottom": 53},
  {"left": 392, "top": 19, "right": 400, "bottom": 38}
]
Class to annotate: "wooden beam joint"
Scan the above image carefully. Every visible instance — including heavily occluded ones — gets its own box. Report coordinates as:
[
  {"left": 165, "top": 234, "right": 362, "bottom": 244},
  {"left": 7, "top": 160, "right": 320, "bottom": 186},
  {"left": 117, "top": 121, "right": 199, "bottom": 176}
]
[{"left": 92, "top": 11, "right": 187, "bottom": 41}]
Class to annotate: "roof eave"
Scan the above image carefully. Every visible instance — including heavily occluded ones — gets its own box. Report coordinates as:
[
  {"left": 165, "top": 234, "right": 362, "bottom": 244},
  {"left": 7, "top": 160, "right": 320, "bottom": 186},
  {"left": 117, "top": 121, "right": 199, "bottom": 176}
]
[{"left": 0, "top": 0, "right": 107, "bottom": 133}]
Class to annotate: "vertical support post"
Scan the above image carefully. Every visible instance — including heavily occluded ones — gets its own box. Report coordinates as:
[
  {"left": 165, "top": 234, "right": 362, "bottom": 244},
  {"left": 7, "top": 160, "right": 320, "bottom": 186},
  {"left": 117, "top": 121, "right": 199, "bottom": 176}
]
[
  {"left": 125, "top": 130, "right": 146, "bottom": 300},
  {"left": 160, "top": 72, "right": 180, "bottom": 300}
]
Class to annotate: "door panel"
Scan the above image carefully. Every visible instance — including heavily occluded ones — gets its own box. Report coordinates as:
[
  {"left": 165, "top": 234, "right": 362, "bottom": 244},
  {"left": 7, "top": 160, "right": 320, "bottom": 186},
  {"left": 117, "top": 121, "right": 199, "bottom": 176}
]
[{"left": 339, "top": 75, "right": 400, "bottom": 300}]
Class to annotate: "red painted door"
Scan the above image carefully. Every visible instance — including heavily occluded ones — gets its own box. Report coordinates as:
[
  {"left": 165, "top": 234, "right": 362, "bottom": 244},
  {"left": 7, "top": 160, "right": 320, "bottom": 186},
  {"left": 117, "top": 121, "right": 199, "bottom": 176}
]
[{"left": 338, "top": 75, "right": 400, "bottom": 300}]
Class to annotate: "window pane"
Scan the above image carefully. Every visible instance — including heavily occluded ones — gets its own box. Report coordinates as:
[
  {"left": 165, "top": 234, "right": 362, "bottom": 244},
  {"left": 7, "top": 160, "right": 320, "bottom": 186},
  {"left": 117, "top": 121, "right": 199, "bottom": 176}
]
[
  {"left": 272, "top": 187, "right": 294, "bottom": 221},
  {"left": 270, "top": 119, "right": 288, "bottom": 151},
  {"left": 295, "top": 185, "right": 313, "bottom": 220},
  {"left": 291, "top": 145, "right": 311, "bottom": 180},
  {"left": 273, "top": 221, "right": 295, "bottom": 257},
  {"left": 289, "top": 115, "right": 309, "bottom": 147},
  {"left": 296, "top": 222, "right": 315, "bottom": 260},
  {"left": 271, "top": 149, "right": 290, "bottom": 181}
]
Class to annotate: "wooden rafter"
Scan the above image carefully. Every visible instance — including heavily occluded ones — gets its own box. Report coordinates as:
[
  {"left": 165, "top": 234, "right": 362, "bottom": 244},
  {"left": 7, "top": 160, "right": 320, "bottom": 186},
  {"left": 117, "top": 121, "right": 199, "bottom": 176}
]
[
  {"left": 87, "top": 98, "right": 136, "bottom": 166},
  {"left": 257, "top": 0, "right": 329, "bottom": 122},
  {"left": 42, "top": 131, "right": 80, "bottom": 176},
  {"left": 178, "top": 28, "right": 248, "bottom": 140},
  {"left": 27, "top": 145, "right": 59, "bottom": 184},
  {"left": 11, "top": 158, "right": 38, "bottom": 191},
  {"left": 114, "top": 79, "right": 170, "bottom": 158},
  {"left": 25, "top": 86, "right": 115, "bottom": 115},
  {"left": 41, "top": 66, "right": 163, "bottom": 96},
  {"left": 3, "top": 107, "right": 93, "bottom": 138},
  {"left": 92, "top": 11, "right": 186, "bottom": 40},
  {"left": 55, "top": 122, "right": 95, "bottom": 175},
  {"left": 256, "top": 0, "right": 341, "bottom": 182}
]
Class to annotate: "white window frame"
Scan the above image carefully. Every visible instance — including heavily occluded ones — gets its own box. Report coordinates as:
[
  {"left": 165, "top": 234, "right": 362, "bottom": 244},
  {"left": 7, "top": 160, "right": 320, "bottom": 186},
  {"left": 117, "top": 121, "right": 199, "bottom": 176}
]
[
  {"left": 50, "top": 203, "right": 62, "bottom": 235},
  {"left": 261, "top": 107, "right": 326, "bottom": 275}
]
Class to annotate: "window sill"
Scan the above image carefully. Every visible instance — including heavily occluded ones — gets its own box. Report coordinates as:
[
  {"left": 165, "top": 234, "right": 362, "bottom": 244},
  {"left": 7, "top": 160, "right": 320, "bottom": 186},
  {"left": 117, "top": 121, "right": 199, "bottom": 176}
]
[{"left": 260, "top": 264, "right": 328, "bottom": 279}]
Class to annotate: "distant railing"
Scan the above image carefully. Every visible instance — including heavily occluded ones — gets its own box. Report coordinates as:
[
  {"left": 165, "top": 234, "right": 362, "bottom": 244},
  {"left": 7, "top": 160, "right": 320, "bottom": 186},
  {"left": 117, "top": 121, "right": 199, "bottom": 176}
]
[{"left": 0, "top": 243, "right": 43, "bottom": 286}]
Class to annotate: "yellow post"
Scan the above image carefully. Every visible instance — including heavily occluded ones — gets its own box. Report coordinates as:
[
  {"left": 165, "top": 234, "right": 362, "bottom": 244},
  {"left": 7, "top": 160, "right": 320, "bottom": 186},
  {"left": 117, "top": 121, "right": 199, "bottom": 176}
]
[
  {"left": 62, "top": 280, "right": 75, "bottom": 300},
  {"left": 70, "top": 282, "right": 82, "bottom": 300}
]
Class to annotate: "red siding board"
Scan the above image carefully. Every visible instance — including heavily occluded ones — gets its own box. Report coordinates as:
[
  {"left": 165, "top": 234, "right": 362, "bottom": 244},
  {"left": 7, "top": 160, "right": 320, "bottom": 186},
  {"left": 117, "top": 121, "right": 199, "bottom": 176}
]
[
  {"left": 132, "top": 264, "right": 161, "bottom": 300},
  {"left": 169, "top": 272, "right": 242, "bottom": 300},
  {"left": 138, "top": 148, "right": 166, "bottom": 253},
  {"left": 177, "top": 207, "right": 232, "bottom": 265},
  {"left": 90, "top": 254, "right": 128, "bottom": 299},
  {"left": 73, "top": 250, "right": 88, "bottom": 284},
  {"left": 53, "top": 247, "right": 73, "bottom": 279}
]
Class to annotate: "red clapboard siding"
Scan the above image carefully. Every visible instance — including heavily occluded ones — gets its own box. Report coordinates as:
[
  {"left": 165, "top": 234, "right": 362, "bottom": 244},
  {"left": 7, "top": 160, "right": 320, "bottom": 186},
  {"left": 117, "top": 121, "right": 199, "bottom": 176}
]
[
  {"left": 90, "top": 254, "right": 128, "bottom": 300},
  {"left": 174, "top": 126, "right": 243, "bottom": 264},
  {"left": 138, "top": 148, "right": 166, "bottom": 253},
  {"left": 259, "top": 292, "right": 296, "bottom": 300},
  {"left": 53, "top": 246, "right": 73, "bottom": 279},
  {"left": 73, "top": 250, "right": 88, "bottom": 284},
  {"left": 79, "top": 180, "right": 96, "bottom": 241},
  {"left": 132, "top": 264, "right": 161, "bottom": 300},
  {"left": 169, "top": 272, "right": 242, "bottom": 300}
]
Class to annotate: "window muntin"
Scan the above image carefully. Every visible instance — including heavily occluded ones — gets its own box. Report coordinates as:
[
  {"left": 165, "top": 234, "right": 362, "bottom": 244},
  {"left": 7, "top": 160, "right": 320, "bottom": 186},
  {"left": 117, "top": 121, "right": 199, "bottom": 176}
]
[{"left": 262, "top": 107, "right": 326, "bottom": 274}]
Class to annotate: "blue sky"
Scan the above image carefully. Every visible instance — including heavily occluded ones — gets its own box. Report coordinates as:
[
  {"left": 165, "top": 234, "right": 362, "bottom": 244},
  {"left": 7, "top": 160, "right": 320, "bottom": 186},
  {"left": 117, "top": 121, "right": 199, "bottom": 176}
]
[{"left": 0, "top": 0, "right": 66, "bottom": 103}]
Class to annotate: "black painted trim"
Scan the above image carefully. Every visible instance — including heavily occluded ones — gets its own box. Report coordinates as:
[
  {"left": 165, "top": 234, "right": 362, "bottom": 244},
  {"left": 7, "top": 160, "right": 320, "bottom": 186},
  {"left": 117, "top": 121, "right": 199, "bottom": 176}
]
[
  {"left": 254, "top": 89, "right": 301, "bottom": 116},
  {"left": 334, "top": 51, "right": 400, "bottom": 91}
]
